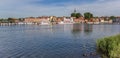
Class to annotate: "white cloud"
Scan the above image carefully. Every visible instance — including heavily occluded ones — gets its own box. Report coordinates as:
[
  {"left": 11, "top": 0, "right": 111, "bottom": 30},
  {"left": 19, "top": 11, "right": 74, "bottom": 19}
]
[{"left": 0, "top": 0, "right": 120, "bottom": 18}]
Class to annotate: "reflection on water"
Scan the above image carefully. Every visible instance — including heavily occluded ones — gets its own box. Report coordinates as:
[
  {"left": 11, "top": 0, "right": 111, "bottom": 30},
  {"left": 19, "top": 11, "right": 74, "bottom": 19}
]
[
  {"left": 0, "top": 24, "right": 120, "bottom": 58},
  {"left": 84, "top": 24, "right": 93, "bottom": 35},
  {"left": 72, "top": 24, "right": 82, "bottom": 34},
  {"left": 72, "top": 24, "right": 93, "bottom": 35}
]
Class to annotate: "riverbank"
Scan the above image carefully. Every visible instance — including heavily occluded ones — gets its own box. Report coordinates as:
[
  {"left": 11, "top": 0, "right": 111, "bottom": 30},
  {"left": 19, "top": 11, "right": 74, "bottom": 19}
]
[
  {"left": 0, "top": 22, "right": 120, "bottom": 26},
  {"left": 97, "top": 34, "right": 120, "bottom": 58}
]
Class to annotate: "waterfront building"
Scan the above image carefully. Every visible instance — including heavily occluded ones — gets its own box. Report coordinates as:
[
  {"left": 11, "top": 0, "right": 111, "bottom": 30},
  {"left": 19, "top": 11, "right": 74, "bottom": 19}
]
[
  {"left": 114, "top": 17, "right": 120, "bottom": 23},
  {"left": 100, "top": 18, "right": 105, "bottom": 23},
  {"left": 56, "top": 17, "right": 64, "bottom": 24},
  {"left": 74, "top": 16, "right": 84, "bottom": 23},
  {"left": 63, "top": 17, "right": 74, "bottom": 24},
  {"left": 108, "top": 20, "right": 113, "bottom": 23},
  {"left": 39, "top": 16, "right": 50, "bottom": 25},
  {"left": 24, "top": 17, "right": 40, "bottom": 24},
  {"left": 49, "top": 16, "right": 57, "bottom": 24},
  {"left": 24, "top": 16, "right": 50, "bottom": 25}
]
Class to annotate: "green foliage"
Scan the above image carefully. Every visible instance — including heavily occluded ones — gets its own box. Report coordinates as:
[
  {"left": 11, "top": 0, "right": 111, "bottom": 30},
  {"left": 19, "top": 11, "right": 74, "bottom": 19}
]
[
  {"left": 8, "top": 18, "right": 16, "bottom": 23},
  {"left": 0, "top": 18, "right": 8, "bottom": 23},
  {"left": 110, "top": 16, "right": 116, "bottom": 20},
  {"left": 84, "top": 12, "right": 93, "bottom": 20},
  {"left": 71, "top": 13, "right": 76, "bottom": 17},
  {"left": 76, "top": 13, "right": 82, "bottom": 18},
  {"left": 71, "top": 13, "right": 82, "bottom": 18},
  {"left": 97, "top": 34, "right": 120, "bottom": 58}
]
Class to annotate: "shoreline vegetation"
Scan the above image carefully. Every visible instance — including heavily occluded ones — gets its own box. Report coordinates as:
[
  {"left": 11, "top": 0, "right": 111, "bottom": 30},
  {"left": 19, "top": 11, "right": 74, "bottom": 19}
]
[{"left": 97, "top": 34, "right": 120, "bottom": 58}]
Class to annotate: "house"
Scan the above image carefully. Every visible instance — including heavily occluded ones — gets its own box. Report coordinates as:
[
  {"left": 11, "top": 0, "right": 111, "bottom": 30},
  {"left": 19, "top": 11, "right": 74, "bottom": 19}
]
[
  {"left": 92, "top": 18, "right": 100, "bottom": 24},
  {"left": 114, "top": 17, "right": 120, "bottom": 23},
  {"left": 38, "top": 16, "right": 50, "bottom": 25},
  {"left": 63, "top": 17, "right": 74, "bottom": 24},
  {"left": 74, "top": 16, "right": 84, "bottom": 23},
  {"left": 49, "top": 16, "right": 57, "bottom": 24},
  {"left": 100, "top": 18, "right": 105, "bottom": 23},
  {"left": 109, "top": 20, "right": 113, "bottom": 23},
  {"left": 56, "top": 17, "right": 64, "bottom": 24},
  {"left": 24, "top": 17, "right": 41, "bottom": 24},
  {"left": 24, "top": 16, "right": 50, "bottom": 25}
]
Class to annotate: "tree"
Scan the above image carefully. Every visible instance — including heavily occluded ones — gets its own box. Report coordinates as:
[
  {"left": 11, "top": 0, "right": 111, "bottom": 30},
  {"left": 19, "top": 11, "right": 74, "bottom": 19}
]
[
  {"left": 71, "top": 13, "right": 82, "bottom": 18},
  {"left": 110, "top": 16, "right": 116, "bottom": 20},
  {"left": 76, "top": 13, "right": 82, "bottom": 18},
  {"left": 8, "top": 18, "right": 16, "bottom": 23},
  {"left": 0, "top": 19, "right": 3, "bottom": 22},
  {"left": 84, "top": 12, "right": 93, "bottom": 20},
  {"left": 71, "top": 13, "right": 76, "bottom": 17}
]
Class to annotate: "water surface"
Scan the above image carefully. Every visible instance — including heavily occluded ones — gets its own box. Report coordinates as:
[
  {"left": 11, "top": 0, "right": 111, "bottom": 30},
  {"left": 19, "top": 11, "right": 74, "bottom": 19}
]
[{"left": 0, "top": 24, "right": 120, "bottom": 58}]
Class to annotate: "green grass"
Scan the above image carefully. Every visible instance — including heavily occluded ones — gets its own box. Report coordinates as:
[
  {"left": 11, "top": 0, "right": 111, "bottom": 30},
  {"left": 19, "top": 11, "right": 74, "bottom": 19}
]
[{"left": 97, "top": 34, "right": 120, "bottom": 58}]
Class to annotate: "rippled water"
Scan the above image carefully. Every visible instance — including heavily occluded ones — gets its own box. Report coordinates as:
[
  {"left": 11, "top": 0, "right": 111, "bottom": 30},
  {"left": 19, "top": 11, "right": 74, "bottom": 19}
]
[{"left": 0, "top": 24, "right": 120, "bottom": 58}]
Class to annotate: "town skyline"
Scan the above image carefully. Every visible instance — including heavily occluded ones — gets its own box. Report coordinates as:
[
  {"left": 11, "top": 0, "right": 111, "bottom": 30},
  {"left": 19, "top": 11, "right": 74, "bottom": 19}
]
[{"left": 0, "top": 0, "right": 120, "bottom": 18}]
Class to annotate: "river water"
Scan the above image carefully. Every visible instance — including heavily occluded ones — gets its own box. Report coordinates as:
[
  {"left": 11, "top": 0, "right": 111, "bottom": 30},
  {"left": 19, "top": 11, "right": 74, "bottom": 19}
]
[{"left": 0, "top": 24, "right": 120, "bottom": 58}]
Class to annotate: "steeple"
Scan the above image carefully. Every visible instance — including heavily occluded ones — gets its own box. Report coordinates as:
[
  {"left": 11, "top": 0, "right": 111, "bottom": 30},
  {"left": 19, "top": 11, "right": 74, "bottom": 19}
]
[{"left": 74, "top": 8, "right": 77, "bottom": 13}]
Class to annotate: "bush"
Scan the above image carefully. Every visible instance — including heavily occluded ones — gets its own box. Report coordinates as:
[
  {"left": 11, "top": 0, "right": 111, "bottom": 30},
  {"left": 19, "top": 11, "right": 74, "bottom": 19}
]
[{"left": 97, "top": 34, "right": 120, "bottom": 58}]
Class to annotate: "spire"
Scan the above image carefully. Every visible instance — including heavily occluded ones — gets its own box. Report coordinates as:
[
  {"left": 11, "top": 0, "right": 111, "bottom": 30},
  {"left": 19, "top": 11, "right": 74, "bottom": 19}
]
[{"left": 74, "top": 8, "right": 77, "bottom": 13}]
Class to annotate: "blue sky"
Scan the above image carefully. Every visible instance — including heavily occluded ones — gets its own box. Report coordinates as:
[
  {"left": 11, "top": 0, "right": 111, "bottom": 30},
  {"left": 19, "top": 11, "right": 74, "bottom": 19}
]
[
  {"left": 0, "top": 0, "right": 120, "bottom": 18},
  {"left": 33, "top": 0, "right": 94, "bottom": 6}
]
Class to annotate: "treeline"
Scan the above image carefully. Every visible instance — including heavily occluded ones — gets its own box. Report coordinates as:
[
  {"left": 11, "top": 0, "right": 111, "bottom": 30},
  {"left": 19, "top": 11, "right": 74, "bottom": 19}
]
[
  {"left": 71, "top": 12, "right": 93, "bottom": 19},
  {"left": 71, "top": 12, "right": 117, "bottom": 20},
  {"left": 0, "top": 18, "right": 24, "bottom": 23}
]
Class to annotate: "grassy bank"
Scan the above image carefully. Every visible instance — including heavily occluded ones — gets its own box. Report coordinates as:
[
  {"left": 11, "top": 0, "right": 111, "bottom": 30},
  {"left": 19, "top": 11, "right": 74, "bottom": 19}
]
[{"left": 97, "top": 34, "right": 120, "bottom": 58}]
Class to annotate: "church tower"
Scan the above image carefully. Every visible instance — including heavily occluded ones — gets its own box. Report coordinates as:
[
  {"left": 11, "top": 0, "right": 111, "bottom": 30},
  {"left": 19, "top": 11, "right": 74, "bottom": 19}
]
[{"left": 74, "top": 8, "right": 77, "bottom": 13}]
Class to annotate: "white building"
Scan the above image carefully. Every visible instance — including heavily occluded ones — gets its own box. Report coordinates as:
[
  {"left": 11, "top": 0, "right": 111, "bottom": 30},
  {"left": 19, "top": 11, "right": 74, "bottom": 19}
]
[{"left": 63, "top": 17, "right": 74, "bottom": 24}]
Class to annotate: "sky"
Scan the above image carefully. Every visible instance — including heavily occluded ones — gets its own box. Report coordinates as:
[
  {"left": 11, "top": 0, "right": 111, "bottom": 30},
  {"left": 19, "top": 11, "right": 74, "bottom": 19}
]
[{"left": 0, "top": 0, "right": 120, "bottom": 18}]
